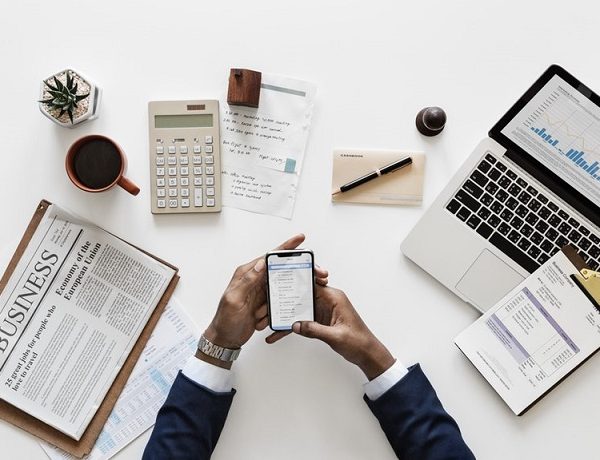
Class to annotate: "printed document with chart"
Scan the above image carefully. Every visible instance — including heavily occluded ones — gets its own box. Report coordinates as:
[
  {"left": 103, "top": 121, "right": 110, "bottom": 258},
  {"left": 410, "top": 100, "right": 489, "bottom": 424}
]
[
  {"left": 455, "top": 248, "right": 600, "bottom": 415},
  {"left": 220, "top": 74, "right": 316, "bottom": 219},
  {"left": 0, "top": 204, "right": 175, "bottom": 439},
  {"left": 40, "top": 298, "right": 198, "bottom": 460}
]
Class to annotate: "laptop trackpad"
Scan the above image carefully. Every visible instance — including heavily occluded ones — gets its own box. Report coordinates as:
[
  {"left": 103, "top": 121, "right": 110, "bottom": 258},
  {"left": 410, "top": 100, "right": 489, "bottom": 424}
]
[{"left": 456, "top": 249, "right": 524, "bottom": 311}]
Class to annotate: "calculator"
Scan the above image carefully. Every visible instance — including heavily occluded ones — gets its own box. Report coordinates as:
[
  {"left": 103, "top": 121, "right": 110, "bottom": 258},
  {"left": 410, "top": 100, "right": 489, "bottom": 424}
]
[{"left": 148, "top": 100, "right": 221, "bottom": 214}]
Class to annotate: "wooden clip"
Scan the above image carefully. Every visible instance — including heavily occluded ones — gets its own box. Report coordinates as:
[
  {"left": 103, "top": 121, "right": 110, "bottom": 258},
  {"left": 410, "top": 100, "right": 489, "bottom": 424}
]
[{"left": 227, "top": 68, "right": 262, "bottom": 108}]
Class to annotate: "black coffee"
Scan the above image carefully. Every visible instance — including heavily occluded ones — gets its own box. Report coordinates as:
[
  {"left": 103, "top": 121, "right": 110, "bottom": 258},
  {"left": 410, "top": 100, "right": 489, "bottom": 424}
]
[{"left": 73, "top": 139, "right": 122, "bottom": 189}]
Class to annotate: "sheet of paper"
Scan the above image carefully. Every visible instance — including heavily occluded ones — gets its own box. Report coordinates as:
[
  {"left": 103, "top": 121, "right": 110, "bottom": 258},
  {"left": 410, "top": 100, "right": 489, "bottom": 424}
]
[
  {"left": 40, "top": 298, "right": 199, "bottom": 460},
  {"left": 331, "top": 150, "right": 425, "bottom": 205},
  {"left": 455, "top": 250, "right": 600, "bottom": 415},
  {"left": 221, "top": 74, "right": 316, "bottom": 219}
]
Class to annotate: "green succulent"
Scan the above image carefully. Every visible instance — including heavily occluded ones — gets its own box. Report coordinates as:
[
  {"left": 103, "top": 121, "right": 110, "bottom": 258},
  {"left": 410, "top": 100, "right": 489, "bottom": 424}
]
[{"left": 39, "top": 72, "right": 90, "bottom": 124}]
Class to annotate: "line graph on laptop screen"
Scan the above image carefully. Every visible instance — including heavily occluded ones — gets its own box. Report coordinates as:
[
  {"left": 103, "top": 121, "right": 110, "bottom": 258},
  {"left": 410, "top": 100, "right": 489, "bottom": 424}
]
[{"left": 502, "top": 74, "right": 600, "bottom": 206}]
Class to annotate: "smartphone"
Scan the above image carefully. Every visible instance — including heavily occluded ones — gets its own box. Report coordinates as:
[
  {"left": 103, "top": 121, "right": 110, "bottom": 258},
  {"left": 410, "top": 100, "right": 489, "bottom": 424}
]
[{"left": 266, "top": 249, "right": 315, "bottom": 331}]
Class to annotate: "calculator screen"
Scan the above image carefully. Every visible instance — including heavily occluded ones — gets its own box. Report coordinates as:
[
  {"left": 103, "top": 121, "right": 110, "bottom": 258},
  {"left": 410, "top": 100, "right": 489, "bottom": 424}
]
[{"left": 155, "top": 114, "right": 213, "bottom": 129}]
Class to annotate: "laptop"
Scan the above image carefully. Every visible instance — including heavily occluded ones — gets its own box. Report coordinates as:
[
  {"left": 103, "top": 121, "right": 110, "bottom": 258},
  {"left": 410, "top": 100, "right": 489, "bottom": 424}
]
[{"left": 401, "top": 65, "right": 600, "bottom": 313}]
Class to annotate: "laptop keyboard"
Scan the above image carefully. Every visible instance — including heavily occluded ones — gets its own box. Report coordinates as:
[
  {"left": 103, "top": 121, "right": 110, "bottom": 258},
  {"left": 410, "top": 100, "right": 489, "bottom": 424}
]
[{"left": 446, "top": 152, "right": 600, "bottom": 273}]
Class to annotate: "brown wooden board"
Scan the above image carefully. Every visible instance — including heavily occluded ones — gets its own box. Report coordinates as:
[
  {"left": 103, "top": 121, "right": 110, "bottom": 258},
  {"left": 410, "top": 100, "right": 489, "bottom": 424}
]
[{"left": 0, "top": 200, "right": 179, "bottom": 457}]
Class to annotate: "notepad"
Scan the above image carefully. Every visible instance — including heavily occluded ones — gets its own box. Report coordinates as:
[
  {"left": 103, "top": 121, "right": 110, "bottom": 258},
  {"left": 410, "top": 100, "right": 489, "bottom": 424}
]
[
  {"left": 220, "top": 74, "right": 317, "bottom": 219},
  {"left": 331, "top": 150, "right": 425, "bottom": 205}
]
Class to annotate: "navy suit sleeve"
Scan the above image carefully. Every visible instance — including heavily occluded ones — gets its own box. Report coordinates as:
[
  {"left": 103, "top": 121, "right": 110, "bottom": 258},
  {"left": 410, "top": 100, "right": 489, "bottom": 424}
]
[
  {"left": 364, "top": 364, "right": 475, "bottom": 460},
  {"left": 143, "top": 371, "right": 235, "bottom": 460}
]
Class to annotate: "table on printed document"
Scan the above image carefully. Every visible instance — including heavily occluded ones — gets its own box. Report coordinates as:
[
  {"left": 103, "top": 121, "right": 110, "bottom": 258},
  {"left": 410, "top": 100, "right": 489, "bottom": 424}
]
[{"left": 2, "top": 1, "right": 600, "bottom": 459}]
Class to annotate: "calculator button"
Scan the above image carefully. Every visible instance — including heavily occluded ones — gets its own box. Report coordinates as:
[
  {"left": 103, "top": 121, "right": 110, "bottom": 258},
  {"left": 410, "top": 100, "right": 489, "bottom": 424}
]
[
  {"left": 156, "top": 146, "right": 164, "bottom": 154},
  {"left": 205, "top": 156, "right": 214, "bottom": 165},
  {"left": 206, "top": 198, "right": 215, "bottom": 207},
  {"left": 206, "top": 187, "right": 215, "bottom": 197},
  {"left": 181, "top": 198, "right": 190, "bottom": 208},
  {"left": 169, "top": 199, "right": 178, "bottom": 208},
  {"left": 193, "top": 145, "right": 202, "bottom": 153},
  {"left": 205, "top": 135, "right": 213, "bottom": 144},
  {"left": 205, "top": 145, "right": 213, "bottom": 153},
  {"left": 168, "top": 167, "right": 177, "bottom": 176},
  {"left": 168, "top": 146, "right": 176, "bottom": 154},
  {"left": 180, "top": 177, "right": 189, "bottom": 186},
  {"left": 156, "top": 157, "right": 165, "bottom": 166},
  {"left": 168, "top": 188, "right": 178, "bottom": 197},
  {"left": 168, "top": 178, "right": 177, "bottom": 187},
  {"left": 194, "top": 188, "right": 203, "bottom": 207},
  {"left": 179, "top": 157, "right": 189, "bottom": 165},
  {"left": 193, "top": 155, "right": 202, "bottom": 164},
  {"left": 180, "top": 146, "right": 188, "bottom": 154},
  {"left": 157, "top": 189, "right": 166, "bottom": 197},
  {"left": 194, "top": 177, "right": 203, "bottom": 186},
  {"left": 168, "top": 157, "right": 177, "bottom": 165},
  {"left": 194, "top": 166, "right": 203, "bottom": 175},
  {"left": 157, "top": 178, "right": 165, "bottom": 187},
  {"left": 157, "top": 199, "right": 166, "bottom": 208},
  {"left": 180, "top": 166, "right": 189, "bottom": 175},
  {"left": 156, "top": 167, "right": 165, "bottom": 176},
  {"left": 206, "top": 177, "right": 215, "bottom": 186},
  {"left": 181, "top": 188, "right": 190, "bottom": 197},
  {"left": 206, "top": 166, "right": 214, "bottom": 175}
]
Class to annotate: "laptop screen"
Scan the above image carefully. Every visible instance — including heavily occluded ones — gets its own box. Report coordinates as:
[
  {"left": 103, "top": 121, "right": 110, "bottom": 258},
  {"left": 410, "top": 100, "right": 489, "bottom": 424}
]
[
  {"left": 490, "top": 65, "right": 600, "bottom": 227},
  {"left": 501, "top": 74, "right": 600, "bottom": 206}
]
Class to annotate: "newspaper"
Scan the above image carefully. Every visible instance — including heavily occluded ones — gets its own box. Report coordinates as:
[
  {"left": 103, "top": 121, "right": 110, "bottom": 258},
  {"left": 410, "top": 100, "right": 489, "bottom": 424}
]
[
  {"left": 40, "top": 298, "right": 198, "bottom": 460},
  {"left": 0, "top": 204, "right": 175, "bottom": 440}
]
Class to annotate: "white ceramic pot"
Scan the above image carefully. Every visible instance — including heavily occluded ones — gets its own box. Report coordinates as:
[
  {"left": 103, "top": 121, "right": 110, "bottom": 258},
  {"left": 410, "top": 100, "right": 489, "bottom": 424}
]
[{"left": 38, "top": 69, "right": 102, "bottom": 128}]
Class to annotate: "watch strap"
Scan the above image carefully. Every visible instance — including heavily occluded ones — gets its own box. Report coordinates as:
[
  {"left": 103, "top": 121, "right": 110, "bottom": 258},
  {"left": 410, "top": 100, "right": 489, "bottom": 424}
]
[{"left": 197, "top": 335, "right": 241, "bottom": 362}]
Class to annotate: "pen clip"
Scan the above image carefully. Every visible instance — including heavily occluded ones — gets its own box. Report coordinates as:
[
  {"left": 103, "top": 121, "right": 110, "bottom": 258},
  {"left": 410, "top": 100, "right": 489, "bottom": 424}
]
[
  {"left": 563, "top": 245, "right": 600, "bottom": 311},
  {"left": 573, "top": 268, "right": 600, "bottom": 309}
]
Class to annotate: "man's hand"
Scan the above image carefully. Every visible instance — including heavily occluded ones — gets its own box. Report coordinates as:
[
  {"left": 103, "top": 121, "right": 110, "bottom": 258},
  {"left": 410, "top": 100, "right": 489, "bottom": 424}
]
[
  {"left": 199, "top": 234, "right": 328, "bottom": 369},
  {"left": 266, "top": 285, "right": 395, "bottom": 380}
]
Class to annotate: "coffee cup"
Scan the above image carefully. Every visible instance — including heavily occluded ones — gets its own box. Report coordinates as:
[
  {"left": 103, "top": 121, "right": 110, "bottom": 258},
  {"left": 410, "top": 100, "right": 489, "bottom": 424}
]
[{"left": 66, "top": 135, "right": 140, "bottom": 195}]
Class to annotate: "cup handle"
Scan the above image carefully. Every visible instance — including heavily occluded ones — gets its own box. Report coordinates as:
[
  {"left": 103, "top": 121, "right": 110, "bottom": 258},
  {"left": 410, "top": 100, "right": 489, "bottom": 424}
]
[{"left": 117, "top": 176, "right": 140, "bottom": 196}]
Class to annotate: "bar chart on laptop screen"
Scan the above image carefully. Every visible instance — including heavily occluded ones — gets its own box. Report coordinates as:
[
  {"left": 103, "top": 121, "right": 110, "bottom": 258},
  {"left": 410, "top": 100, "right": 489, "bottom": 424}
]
[{"left": 502, "top": 74, "right": 600, "bottom": 205}]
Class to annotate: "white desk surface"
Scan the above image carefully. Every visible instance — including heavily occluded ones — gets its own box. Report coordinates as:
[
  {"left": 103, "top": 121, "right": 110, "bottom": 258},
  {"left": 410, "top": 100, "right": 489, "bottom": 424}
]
[{"left": 2, "top": 1, "right": 600, "bottom": 458}]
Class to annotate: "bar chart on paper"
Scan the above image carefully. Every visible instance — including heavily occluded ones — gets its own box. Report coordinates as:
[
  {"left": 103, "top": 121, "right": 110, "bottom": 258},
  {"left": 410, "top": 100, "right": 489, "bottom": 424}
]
[{"left": 503, "top": 74, "right": 600, "bottom": 205}]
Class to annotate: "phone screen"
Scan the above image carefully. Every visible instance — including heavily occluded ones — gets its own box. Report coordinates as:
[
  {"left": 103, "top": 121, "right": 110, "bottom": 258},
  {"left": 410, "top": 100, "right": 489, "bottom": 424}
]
[{"left": 267, "top": 251, "right": 315, "bottom": 331}]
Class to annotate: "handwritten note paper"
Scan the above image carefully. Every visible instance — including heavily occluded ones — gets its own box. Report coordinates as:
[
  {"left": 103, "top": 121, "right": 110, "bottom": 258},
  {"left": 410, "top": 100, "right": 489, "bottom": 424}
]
[
  {"left": 221, "top": 74, "right": 316, "bottom": 219},
  {"left": 221, "top": 167, "right": 297, "bottom": 217}
]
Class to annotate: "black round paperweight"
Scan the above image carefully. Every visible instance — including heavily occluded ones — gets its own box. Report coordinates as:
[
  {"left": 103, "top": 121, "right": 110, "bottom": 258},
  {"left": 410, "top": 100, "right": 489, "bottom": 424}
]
[{"left": 416, "top": 106, "right": 447, "bottom": 137}]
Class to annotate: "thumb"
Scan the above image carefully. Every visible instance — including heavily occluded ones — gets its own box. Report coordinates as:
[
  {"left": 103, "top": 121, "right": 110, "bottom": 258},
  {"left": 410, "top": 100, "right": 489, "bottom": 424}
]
[
  {"left": 292, "top": 321, "right": 338, "bottom": 345},
  {"left": 238, "top": 258, "right": 266, "bottom": 288}
]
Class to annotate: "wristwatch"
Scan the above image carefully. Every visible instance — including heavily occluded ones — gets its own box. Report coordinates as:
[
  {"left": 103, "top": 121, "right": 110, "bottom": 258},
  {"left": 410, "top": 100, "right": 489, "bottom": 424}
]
[{"left": 197, "top": 335, "right": 241, "bottom": 362}]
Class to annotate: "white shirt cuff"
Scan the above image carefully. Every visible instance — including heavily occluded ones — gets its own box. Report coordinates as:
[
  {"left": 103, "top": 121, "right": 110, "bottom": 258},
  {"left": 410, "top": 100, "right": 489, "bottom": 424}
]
[
  {"left": 363, "top": 360, "right": 409, "bottom": 401},
  {"left": 181, "top": 356, "right": 234, "bottom": 393}
]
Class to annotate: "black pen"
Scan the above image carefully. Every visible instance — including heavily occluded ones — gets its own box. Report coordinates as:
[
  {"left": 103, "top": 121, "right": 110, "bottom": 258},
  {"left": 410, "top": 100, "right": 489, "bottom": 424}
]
[{"left": 332, "top": 156, "right": 413, "bottom": 195}]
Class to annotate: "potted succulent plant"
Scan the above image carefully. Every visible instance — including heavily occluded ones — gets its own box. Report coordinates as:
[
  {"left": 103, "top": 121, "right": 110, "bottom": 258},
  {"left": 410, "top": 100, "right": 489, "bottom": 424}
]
[{"left": 38, "top": 69, "right": 101, "bottom": 127}]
